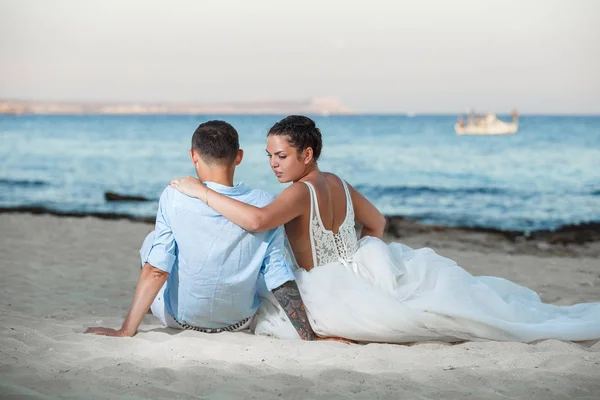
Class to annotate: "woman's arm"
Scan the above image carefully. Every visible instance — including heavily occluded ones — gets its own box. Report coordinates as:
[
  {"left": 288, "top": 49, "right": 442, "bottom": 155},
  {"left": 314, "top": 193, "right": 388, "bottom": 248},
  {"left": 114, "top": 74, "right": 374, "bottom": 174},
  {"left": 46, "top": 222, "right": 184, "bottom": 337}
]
[
  {"left": 170, "top": 177, "right": 309, "bottom": 232},
  {"left": 347, "top": 182, "right": 386, "bottom": 239}
]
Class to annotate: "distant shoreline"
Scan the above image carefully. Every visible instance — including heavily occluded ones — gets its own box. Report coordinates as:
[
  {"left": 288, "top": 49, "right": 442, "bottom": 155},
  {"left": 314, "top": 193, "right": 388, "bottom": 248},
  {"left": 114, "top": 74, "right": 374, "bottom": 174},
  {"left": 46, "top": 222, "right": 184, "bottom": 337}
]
[
  {"left": 2, "top": 205, "right": 598, "bottom": 246},
  {"left": 0, "top": 98, "right": 352, "bottom": 116},
  {"left": 2, "top": 112, "right": 600, "bottom": 117},
  {"left": 2, "top": 113, "right": 600, "bottom": 117},
  {"left": 1, "top": 100, "right": 599, "bottom": 117}
]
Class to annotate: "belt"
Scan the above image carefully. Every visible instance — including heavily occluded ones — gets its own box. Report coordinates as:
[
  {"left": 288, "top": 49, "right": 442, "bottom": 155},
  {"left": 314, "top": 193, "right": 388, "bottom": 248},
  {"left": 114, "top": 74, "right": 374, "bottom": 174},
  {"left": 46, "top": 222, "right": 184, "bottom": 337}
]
[{"left": 174, "top": 316, "right": 252, "bottom": 333}]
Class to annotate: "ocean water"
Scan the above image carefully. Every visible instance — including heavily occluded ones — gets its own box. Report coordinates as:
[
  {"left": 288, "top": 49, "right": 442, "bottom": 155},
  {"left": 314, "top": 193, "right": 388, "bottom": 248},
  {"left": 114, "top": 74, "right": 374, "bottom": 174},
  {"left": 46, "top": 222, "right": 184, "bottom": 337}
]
[{"left": 1, "top": 114, "right": 599, "bottom": 232}]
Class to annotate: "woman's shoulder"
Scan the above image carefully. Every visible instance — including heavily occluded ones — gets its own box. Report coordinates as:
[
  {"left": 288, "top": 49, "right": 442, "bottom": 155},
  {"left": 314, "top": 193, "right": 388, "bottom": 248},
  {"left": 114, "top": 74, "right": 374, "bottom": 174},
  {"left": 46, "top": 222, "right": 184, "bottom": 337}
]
[
  {"left": 279, "top": 180, "right": 312, "bottom": 199},
  {"left": 298, "top": 172, "right": 347, "bottom": 190},
  {"left": 323, "top": 172, "right": 347, "bottom": 187}
]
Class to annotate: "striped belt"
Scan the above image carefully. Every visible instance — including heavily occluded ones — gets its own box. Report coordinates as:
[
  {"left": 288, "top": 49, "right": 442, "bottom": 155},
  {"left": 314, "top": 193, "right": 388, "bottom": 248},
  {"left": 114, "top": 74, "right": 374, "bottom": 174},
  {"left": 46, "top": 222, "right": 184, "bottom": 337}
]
[{"left": 174, "top": 316, "right": 252, "bottom": 333}]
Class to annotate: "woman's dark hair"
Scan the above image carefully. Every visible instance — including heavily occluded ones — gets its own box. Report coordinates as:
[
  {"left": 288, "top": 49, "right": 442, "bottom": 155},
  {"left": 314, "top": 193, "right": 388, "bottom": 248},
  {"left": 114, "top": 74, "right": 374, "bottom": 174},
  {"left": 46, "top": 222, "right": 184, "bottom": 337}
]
[{"left": 267, "top": 115, "right": 322, "bottom": 162}]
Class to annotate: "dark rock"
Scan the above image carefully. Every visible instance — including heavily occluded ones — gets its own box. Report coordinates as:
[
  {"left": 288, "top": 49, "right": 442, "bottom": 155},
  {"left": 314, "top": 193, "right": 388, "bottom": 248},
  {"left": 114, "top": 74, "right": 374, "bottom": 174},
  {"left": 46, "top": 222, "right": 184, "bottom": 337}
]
[
  {"left": 528, "top": 222, "right": 600, "bottom": 245},
  {"left": 0, "top": 206, "right": 155, "bottom": 224},
  {"left": 384, "top": 216, "right": 600, "bottom": 246},
  {"left": 104, "top": 192, "right": 148, "bottom": 202}
]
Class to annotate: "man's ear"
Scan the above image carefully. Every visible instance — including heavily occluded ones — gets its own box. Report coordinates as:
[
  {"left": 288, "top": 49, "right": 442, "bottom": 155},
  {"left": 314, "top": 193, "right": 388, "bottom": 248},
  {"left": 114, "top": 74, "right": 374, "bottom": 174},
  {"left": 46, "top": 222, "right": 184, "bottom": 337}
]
[
  {"left": 190, "top": 149, "right": 200, "bottom": 166},
  {"left": 303, "top": 147, "right": 314, "bottom": 165},
  {"left": 234, "top": 149, "right": 244, "bottom": 166}
]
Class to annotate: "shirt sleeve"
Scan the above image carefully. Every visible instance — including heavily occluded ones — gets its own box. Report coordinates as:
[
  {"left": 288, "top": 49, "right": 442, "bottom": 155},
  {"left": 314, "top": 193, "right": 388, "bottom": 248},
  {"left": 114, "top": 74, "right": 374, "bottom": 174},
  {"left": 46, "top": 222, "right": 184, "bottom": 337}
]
[
  {"left": 260, "top": 225, "right": 295, "bottom": 291},
  {"left": 143, "top": 187, "right": 177, "bottom": 274}
]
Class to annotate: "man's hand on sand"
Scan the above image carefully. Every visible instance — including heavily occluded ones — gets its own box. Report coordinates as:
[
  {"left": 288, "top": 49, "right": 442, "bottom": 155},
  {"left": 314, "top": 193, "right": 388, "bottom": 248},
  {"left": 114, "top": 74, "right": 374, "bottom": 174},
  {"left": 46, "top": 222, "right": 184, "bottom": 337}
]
[{"left": 84, "top": 327, "right": 133, "bottom": 337}]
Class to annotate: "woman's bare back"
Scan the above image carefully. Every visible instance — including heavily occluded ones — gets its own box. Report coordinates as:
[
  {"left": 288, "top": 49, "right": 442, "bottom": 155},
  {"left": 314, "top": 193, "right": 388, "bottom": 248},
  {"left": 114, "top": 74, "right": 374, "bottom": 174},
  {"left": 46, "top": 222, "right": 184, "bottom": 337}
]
[{"left": 284, "top": 172, "right": 349, "bottom": 271}]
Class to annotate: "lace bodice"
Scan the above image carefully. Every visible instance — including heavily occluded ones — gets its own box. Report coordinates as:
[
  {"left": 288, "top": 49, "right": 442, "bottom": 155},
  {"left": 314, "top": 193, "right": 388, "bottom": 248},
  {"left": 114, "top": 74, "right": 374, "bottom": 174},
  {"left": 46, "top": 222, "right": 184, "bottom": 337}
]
[{"left": 304, "top": 180, "right": 359, "bottom": 267}]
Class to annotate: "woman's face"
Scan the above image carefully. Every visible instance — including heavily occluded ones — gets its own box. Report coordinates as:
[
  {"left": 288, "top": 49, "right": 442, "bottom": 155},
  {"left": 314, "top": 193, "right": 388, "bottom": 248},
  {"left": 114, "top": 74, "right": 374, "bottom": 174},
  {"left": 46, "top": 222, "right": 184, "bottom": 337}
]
[{"left": 266, "top": 135, "right": 310, "bottom": 183}]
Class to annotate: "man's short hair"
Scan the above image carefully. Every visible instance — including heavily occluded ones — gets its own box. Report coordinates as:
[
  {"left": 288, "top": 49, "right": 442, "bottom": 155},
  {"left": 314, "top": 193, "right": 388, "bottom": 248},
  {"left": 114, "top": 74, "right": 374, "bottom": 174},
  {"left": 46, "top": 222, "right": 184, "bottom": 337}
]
[{"left": 191, "top": 120, "right": 240, "bottom": 165}]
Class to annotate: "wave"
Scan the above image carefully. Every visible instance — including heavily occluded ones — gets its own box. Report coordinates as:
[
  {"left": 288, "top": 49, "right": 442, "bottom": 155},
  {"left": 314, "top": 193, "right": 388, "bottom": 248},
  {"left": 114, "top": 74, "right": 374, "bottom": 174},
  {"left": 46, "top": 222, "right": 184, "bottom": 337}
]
[
  {"left": 356, "top": 184, "right": 600, "bottom": 197},
  {"left": 354, "top": 184, "right": 508, "bottom": 197},
  {"left": 0, "top": 178, "right": 47, "bottom": 187}
]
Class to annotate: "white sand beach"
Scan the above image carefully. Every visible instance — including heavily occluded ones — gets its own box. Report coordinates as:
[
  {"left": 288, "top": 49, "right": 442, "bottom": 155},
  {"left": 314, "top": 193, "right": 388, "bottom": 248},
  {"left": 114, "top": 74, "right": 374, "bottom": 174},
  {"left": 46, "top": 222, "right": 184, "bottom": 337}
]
[{"left": 1, "top": 213, "right": 599, "bottom": 399}]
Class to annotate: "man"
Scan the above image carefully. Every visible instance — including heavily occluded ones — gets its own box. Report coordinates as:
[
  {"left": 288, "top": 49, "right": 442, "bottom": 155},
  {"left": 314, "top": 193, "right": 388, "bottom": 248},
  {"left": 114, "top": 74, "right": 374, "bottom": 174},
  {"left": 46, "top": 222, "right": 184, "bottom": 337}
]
[{"left": 85, "top": 120, "right": 315, "bottom": 340}]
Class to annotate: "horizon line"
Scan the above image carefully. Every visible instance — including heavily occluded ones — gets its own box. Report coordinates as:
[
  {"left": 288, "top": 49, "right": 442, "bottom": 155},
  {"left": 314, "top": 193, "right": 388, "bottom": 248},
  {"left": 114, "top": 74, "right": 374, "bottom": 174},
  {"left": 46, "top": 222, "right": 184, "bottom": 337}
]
[
  {"left": 1, "top": 98, "right": 599, "bottom": 116},
  {"left": 2, "top": 112, "right": 600, "bottom": 117}
]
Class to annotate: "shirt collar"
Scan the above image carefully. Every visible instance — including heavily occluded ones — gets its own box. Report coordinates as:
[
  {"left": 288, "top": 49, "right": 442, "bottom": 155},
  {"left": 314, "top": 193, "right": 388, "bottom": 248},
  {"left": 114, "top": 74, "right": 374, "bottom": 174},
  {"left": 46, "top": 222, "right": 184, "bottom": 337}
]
[{"left": 204, "top": 181, "right": 247, "bottom": 195}]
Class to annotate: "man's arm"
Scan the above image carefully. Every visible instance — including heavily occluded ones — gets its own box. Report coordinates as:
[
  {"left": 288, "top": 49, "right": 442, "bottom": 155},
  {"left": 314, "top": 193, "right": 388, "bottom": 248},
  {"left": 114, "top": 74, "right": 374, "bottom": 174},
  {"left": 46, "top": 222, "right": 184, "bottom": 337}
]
[
  {"left": 272, "top": 280, "right": 316, "bottom": 341},
  {"left": 85, "top": 187, "right": 176, "bottom": 337},
  {"left": 85, "top": 263, "right": 168, "bottom": 337}
]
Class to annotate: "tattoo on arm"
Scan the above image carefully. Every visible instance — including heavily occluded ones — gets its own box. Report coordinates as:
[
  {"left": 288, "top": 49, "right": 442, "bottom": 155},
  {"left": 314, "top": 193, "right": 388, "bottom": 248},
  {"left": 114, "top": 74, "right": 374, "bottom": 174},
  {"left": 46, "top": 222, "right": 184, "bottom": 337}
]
[{"left": 272, "top": 281, "right": 316, "bottom": 341}]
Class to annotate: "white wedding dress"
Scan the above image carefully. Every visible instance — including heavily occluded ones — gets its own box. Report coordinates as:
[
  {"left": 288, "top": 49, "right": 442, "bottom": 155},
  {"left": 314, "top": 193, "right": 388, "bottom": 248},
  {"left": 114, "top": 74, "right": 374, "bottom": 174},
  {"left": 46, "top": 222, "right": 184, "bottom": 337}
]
[{"left": 252, "top": 180, "right": 600, "bottom": 343}]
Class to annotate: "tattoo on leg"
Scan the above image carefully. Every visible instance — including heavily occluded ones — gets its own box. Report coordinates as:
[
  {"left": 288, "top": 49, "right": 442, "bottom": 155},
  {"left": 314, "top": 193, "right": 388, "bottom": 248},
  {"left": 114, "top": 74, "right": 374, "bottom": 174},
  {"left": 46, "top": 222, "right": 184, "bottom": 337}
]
[{"left": 272, "top": 281, "right": 315, "bottom": 341}]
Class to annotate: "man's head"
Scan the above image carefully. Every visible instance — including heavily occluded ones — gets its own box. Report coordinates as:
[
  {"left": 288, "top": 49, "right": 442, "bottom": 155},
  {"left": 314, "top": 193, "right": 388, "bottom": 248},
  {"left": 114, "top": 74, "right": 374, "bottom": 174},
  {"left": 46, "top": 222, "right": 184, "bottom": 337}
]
[{"left": 190, "top": 121, "right": 243, "bottom": 179}]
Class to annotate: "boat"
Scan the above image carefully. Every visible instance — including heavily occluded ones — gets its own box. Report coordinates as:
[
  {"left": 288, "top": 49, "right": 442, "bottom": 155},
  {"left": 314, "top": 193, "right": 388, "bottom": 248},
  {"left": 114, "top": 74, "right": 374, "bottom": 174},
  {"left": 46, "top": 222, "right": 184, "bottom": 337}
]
[{"left": 455, "top": 110, "right": 519, "bottom": 135}]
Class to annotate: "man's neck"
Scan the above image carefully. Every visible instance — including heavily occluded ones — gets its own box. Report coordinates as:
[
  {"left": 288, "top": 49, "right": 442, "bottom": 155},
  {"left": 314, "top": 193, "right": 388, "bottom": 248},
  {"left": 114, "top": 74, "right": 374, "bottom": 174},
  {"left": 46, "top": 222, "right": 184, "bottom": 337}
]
[{"left": 197, "top": 169, "right": 235, "bottom": 187}]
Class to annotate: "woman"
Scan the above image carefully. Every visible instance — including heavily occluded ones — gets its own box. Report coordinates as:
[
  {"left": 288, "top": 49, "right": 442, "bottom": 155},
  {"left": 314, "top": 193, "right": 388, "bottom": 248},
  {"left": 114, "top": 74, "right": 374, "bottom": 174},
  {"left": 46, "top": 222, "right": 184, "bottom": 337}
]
[{"left": 170, "top": 115, "right": 600, "bottom": 343}]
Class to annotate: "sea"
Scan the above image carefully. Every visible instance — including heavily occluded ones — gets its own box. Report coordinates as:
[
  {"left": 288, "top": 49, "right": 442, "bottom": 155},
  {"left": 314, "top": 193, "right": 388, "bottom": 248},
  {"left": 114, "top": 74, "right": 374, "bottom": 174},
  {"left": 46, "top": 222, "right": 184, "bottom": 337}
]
[{"left": 1, "top": 114, "right": 599, "bottom": 232}]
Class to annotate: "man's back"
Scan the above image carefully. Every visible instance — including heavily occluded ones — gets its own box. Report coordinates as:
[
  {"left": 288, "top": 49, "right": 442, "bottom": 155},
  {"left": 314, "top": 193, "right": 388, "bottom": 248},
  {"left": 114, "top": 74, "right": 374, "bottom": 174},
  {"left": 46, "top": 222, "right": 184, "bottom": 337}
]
[{"left": 144, "top": 182, "right": 292, "bottom": 328}]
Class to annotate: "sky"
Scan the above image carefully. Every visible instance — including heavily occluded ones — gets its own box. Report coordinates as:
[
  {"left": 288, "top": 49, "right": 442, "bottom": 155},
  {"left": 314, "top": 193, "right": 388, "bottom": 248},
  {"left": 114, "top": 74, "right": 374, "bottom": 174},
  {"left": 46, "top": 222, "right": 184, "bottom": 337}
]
[{"left": 1, "top": 0, "right": 599, "bottom": 114}]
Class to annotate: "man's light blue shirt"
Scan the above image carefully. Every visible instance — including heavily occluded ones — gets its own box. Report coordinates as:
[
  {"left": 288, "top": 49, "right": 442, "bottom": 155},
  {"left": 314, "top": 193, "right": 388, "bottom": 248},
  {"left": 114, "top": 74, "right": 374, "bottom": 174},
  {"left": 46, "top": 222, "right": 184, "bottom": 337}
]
[{"left": 142, "top": 182, "right": 294, "bottom": 329}]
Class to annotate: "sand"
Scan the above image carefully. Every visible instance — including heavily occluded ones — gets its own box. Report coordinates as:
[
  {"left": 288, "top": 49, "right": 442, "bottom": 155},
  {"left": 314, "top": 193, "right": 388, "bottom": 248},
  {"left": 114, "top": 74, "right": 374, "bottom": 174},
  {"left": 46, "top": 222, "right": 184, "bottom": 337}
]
[{"left": 1, "top": 213, "right": 599, "bottom": 399}]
